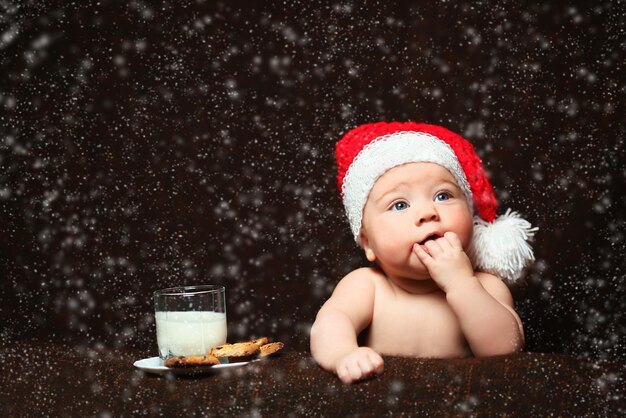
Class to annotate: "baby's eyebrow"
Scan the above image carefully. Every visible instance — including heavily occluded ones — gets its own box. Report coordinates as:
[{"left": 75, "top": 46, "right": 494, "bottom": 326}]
[
  {"left": 436, "top": 179, "right": 461, "bottom": 189},
  {"left": 374, "top": 178, "right": 461, "bottom": 203},
  {"left": 375, "top": 182, "right": 410, "bottom": 203}
]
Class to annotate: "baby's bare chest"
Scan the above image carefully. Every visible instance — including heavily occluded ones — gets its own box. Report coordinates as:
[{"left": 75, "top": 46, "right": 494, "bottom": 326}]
[{"left": 365, "top": 289, "right": 471, "bottom": 358}]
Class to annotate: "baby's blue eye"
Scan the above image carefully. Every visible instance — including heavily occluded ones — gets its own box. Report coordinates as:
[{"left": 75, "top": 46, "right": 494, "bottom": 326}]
[
  {"left": 391, "top": 201, "right": 409, "bottom": 211},
  {"left": 435, "top": 192, "right": 450, "bottom": 202}
]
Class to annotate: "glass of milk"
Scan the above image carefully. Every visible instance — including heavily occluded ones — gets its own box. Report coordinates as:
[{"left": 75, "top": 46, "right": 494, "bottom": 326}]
[{"left": 154, "top": 285, "right": 227, "bottom": 360}]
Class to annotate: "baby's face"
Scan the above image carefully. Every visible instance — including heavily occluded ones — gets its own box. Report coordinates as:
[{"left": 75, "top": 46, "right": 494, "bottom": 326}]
[{"left": 360, "top": 162, "right": 473, "bottom": 280}]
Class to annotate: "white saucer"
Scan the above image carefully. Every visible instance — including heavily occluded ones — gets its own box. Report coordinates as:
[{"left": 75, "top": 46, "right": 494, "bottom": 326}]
[{"left": 133, "top": 356, "right": 256, "bottom": 376}]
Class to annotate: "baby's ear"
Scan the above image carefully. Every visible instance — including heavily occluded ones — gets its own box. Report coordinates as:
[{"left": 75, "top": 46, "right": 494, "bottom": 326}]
[{"left": 359, "top": 231, "right": 376, "bottom": 262}]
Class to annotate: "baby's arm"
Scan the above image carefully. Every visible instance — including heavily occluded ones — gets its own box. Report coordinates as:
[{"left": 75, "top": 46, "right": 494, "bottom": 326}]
[
  {"left": 310, "top": 268, "right": 384, "bottom": 384},
  {"left": 415, "top": 232, "right": 524, "bottom": 356},
  {"left": 445, "top": 272, "right": 524, "bottom": 356}
]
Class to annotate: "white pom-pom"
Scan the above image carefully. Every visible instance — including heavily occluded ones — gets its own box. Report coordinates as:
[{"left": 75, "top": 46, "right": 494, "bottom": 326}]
[{"left": 469, "top": 209, "right": 538, "bottom": 284}]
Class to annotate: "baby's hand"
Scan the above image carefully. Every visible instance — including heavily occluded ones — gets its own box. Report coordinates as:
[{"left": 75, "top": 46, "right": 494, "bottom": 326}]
[
  {"left": 413, "top": 231, "right": 474, "bottom": 292},
  {"left": 335, "top": 347, "right": 384, "bottom": 384}
]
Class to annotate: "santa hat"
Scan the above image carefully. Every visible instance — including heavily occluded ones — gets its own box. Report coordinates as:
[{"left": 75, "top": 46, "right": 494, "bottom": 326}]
[{"left": 335, "top": 121, "right": 536, "bottom": 283}]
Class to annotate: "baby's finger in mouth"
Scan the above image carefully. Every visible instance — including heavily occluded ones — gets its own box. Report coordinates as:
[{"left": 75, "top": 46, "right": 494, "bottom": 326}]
[{"left": 414, "top": 243, "right": 430, "bottom": 255}]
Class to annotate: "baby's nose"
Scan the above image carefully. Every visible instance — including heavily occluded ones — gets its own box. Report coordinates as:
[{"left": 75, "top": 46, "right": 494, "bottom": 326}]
[{"left": 415, "top": 205, "right": 439, "bottom": 225}]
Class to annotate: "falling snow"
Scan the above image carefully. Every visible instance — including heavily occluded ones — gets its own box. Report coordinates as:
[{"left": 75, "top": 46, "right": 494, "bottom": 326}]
[{"left": 0, "top": 0, "right": 624, "bottom": 413}]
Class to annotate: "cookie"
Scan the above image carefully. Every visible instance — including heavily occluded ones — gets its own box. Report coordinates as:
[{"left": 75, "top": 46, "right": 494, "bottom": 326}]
[
  {"left": 251, "top": 337, "right": 269, "bottom": 347},
  {"left": 258, "top": 342, "right": 284, "bottom": 358},
  {"left": 210, "top": 341, "right": 260, "bottom": 359},
  {"left": 164, "top": 354, "right": 220, "bottom": 368}
]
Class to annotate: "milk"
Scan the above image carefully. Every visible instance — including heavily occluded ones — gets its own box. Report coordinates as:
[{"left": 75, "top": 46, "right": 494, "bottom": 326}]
[{"left": 155, "top": 311, "right": 227, "bottom": 358}]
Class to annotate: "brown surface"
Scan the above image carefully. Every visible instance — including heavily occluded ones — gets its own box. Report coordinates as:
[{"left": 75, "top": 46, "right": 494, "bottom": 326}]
[{"left": 2, "top": 340, "right": 623, "bottom": 417}]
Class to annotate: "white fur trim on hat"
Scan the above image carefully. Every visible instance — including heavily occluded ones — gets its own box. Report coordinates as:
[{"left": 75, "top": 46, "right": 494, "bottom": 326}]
[{"left": 341, "top": 131, "right": 474, "bottom": 244}]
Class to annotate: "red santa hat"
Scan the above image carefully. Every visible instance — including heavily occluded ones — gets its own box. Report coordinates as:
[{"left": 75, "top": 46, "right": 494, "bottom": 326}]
[{"left": 335, "top": 121, "right": 536, "bottom": 283}]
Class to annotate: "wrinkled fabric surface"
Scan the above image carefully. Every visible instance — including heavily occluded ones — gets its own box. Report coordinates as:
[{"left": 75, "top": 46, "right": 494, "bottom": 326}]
[{"left": 2, "top": 340, "right": 623, "bottom": 417}]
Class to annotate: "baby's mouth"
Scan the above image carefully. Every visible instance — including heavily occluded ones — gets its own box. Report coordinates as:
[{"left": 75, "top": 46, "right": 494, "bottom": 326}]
[{"left": 418, "top": 232, "right": 442, "bottom": 246}]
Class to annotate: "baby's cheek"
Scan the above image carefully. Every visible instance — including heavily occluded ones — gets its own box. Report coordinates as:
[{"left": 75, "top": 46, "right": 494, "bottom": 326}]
[{"left": 459, "top": 222, "right": 474, "bottom": 250}]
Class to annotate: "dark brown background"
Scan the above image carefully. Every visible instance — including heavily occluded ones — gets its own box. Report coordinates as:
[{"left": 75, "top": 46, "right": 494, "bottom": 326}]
[{"left": 1, "top": 1, "right": 624, "bottom": 364}]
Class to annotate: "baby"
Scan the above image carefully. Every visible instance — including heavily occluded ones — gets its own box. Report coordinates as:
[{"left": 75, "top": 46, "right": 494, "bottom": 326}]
[{"left": 310, "top": 122, "right": 536, "bottom": 384}]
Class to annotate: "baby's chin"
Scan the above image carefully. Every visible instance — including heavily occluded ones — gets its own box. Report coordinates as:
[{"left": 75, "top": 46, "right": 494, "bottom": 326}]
[
  {"left": 376, "top": 253, "right": 431, "bottom": 280},
  {"left": 385, "top": 273, "right": 439, "bottom": 294},
  {"left": 408, "top": 254, "right": 431, "bottom": 276},
  {"left": 407, "top": 272, "right": 434, "bottom": 282},
  {"left": 383, "top": 264, "right": 432, "bottom": 282}
]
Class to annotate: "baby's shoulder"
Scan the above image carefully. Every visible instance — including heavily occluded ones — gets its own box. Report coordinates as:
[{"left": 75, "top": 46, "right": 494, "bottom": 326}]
[
  {"left": 339, "top": 266, "right": 380, "bottom": 282},
  {"left": 334, "top": 267, "right": 385, "bottom": 291},
  {"left": 476, "top": 272, "right": 514, "bottom": 305}
]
